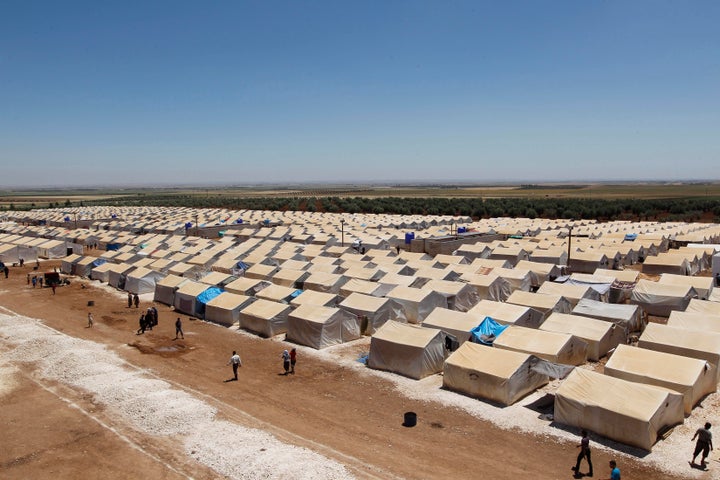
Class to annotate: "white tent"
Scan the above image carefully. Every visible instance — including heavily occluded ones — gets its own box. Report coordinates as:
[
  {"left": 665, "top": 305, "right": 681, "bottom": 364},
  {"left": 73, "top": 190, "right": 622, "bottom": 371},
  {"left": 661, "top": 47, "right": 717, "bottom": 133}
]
[
  {"left": 554, "top": 368, "right": 684, "bottom": 451},
  {"left": 572, "top": 298, "right": 644, "bottom": 334},
  {"left": 421, "top": 279, "right": 480, "bottom": 312},
  {"left": 460, "top": 274, "right": 512, "bottom": 302},
  {"left": 421, "top": 308, "right": 483, "bottom": 346},
  {"left": 638, "top": 323, "right": 720, "bottom": 382},
  {"left": 286, "top": 304, "right": 362, "bottom": 349},
  {"left": 443, "top": 343, "right": 548, "bottom": 406},
  {"left": 506, "top": 291, "right": 572, "bottom": 321},
  {"left": 338, "top": 292, "right": 406, "bottom": 335},
  {"left": 468, "top": 299, "right": 544, "bottom": 329},
  {"left": 204, "top": 292, "right": 255, "bottom": 328},
  {"left": 125, "top": 267, "right": 166, "bottom": 295},
  {"left": 539, "top": 312, "right": 625, "bottom": 361},
  {"left": 90, "top": 261, "right": 114, "bottom": 283},
  {"left": 667, "top": 311, "right": 720, "bottom": 334},
  {"left": 255, "top": 283, "right": 299, "bottom": 304},
  {"left": 153, "top": 274, "right": 189, "bottom": 305},
  {"left": 630, "top": 279, "right": 698, "bottom": 317},
  {"left": 290, "top": 290, "right": 338, "bottom": 308},
  {"left": 303, "top": 271, "right": 349, "bottom": 294},
  {"left": 385, "top": 286, "right": 448, "bottom": 324},
  {"left": 238, "top": 298, "right": 292, "bottom": 337},
  {"left": 494, "top": 325, "right": 588, "bottom": 366},
  {"left": 173, "top": 281, "right": 211, "bottom": 317},
  {"left": 605, "top": 344, "right": 716, "bottom": 415},
  {"left": 658, "top": 273, "right": 714, "bottom": 301},
  {"left": 685, "top": 298, "right": 720, "bottom": 314},
  {"left": 368, "top": 321, "right": 446, "bottom": 380}
]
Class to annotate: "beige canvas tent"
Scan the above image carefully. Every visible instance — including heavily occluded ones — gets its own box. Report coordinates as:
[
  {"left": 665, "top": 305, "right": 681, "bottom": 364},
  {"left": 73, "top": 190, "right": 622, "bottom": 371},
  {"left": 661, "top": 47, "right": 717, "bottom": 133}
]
[
  {"left": 238, "top": 298, "right": 292, "bottom": 338},
  {"left": 554, "top": 368, "right": 684, "bottom": 451},
  {"left": 303, "top": 271, "right": 349, "bottom": 294},
  {"left": 630, "top": 279, "right": 698, "bottom": 317},
  {"left": 536, "top": 282, "right": 600, "bottom": 307},
  {"left": 667, "top": 311, "right": 720, "bottom": 334},
  {"left": 368, "top": 321, "right": 446, "bottom": 380},
  {"left": 338, "top": 292, "right": 406, "bottom": 335},
  {"left": 421, "top": 279, "right": 480, "bottom": 312},
  {"left": 539, "top": 312, "right": 625, "bottom": 361},
  {"left": 286, "top": 304, "right": 362, "bottom": 349},
  {"left": 571, "top": 298, "right": 644, "bottom": 334},
  {"left": 468, "top": 299, "right": 544, "bottom": 329},
  {"left": 460, "top": 274, "right": 512, "bottom": 302},
  {"left": 385, "top": 286, "right": 448, "bottom": 324},
  {"left": 685, "top": 298, "right": 720, "bottom": 315},
  {"left": 421, "top": 308, "right": 483, "bottom": 346},
  {"left": 658, "top": 273, "right": 714, "bottom": 301},
  {"left": 204, "top": 292, "right": 255, "bottom": 327},
  {"left": 153, "top": 274, "right": 189, "bottom": 305},
  {"left": 638, "top": 323, "right": 720, "bottom": 381},
  {"left": 290, "top": 289, "right": 338, "bottom": 308},
  {"left": 443, "top": 342, "right": 548, "bottom": 406},
  {"left": 605, "top": 344, "right": 716, "bottom": 415},
  {"left": 493, "top": 325, "right": 588, "bottom": 366},
  {"left": 506, "top": 291, "right": 572, "bottom": 321}
]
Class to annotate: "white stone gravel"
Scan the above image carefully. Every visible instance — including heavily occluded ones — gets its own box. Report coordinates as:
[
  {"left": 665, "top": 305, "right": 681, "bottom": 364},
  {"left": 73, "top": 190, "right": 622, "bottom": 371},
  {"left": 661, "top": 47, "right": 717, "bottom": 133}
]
[{"left": 0, "top": 312, "right": 354, "bottom": 479}]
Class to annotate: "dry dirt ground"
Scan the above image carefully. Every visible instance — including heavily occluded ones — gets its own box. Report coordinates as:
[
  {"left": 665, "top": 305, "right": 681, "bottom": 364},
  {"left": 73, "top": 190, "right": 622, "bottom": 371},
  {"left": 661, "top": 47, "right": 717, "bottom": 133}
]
[{"left": 0, "top": 260, "right": 712, "bottom": 480}]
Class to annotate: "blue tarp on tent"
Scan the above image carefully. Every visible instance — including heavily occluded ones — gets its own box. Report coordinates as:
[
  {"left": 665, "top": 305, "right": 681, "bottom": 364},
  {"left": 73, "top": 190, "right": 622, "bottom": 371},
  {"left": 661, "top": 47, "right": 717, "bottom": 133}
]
[
  {"left": 290, "top": 289, "right": 303, "bottom": 299},
  {"left": 196, "top": 286, "right": 223, "bottom": 306},
  {"left": 470, "top": 317, "right": 509, "bottom": 345},
  {"left": 92, "top": 259, "right": 107, "bottom": 267},
  {"left": 106, "top": 243, "right": 121, "bottom": 251}
]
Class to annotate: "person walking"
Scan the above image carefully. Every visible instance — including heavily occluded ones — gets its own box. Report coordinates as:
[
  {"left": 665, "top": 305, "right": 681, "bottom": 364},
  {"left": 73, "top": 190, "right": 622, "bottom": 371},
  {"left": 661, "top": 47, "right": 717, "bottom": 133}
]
[
  {"left": 137, "top": 314, "right": 147, "bottom": 335},
  {"left": 227, "top": 351, "right": 242, "bottom": 381},
  {"left": 691, "top": 422, "right": 713, "bottom": 468},
  {"left": 602, "top": 459, "right": 620, "bottom": 480},
  {"left": 127, "top": 292, "right": 133, "bottom": 308},
  {"left": 87, "top": 312, "right": 94, "bottom": 328},
  {"left": 4, "top": 266, "right": 9, "bottom": 278},
  {"left": 31, "top": 276, "right": 37, "bottom": 288},
  {"left": 281, "top": 349, "right": 291, "bottom": 375},
  {"left": 175, "top": 317, "right": 184, "bottom": 339},
  {"left": 133, "top": 294, "right": 140, "bottom": 308},
  {"left": 290, "top": 347, "right": 297, "bottom": 374},
  {"left": 38, "top": 276, "right": 43, "bottom": 288},
  {"left": 51, "top": 283, "right": 56, "bottom": 295},
  {"left": 572, "top": 430, "right": 593, "bottom": 477}
]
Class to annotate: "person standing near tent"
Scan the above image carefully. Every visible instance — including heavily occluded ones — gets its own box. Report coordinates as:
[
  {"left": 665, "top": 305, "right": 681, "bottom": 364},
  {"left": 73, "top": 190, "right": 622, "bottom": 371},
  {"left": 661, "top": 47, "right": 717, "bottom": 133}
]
[
  {"left": 175, "top": 317, "right": 184, "bottom": 340},
  {"left": 133, "top": 293, "right": 139, "bottom": 308},
  {"left": 281, "top": 349, "right": 291, "bottom": 375},
  {"left": 87, "top": 312, "right": 94, "bottom": 328},
  {"left": 227, "top": 351, "right": 242, "bottom": 381},
  {"left": 127, "top": 292, "right": 133, "bottom": 308},
  {"left": 602, "top": 459, "right": 620, "bottom": 480},
  {"left": 572, "top": 430, "right": 592, "bottom": 477},
  {"left": 691, "top": 422, "right": 713, "bottom": 468},
  {"left": 290, "top": 348, "right": 297, "bottom": 374}
]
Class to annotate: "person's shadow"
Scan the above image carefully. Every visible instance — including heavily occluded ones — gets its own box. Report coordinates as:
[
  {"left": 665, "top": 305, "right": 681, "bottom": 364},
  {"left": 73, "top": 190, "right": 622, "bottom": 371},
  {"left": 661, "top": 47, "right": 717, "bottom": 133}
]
[{"left": 223, "top": 378, "right": 238, "bottom": 383}]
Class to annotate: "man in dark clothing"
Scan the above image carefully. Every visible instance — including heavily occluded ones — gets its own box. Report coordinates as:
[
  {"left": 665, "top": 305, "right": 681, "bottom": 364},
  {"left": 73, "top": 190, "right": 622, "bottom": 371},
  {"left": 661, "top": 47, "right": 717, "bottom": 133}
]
[
  {"left": 573, "top": 430, "right": 593, "bottom": 477},
  {"left": 692, "top": 422, "right": 713, "bottom": 468},
  {"left": 175, "top": 317, "right": 184, "bottom": 339}
]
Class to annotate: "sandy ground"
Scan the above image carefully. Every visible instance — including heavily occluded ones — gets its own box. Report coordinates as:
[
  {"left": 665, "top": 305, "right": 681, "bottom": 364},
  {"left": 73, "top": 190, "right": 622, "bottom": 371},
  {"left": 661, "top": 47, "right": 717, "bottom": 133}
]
[{"left": 0, "top": 260, "right": 717, "bottom": 480}]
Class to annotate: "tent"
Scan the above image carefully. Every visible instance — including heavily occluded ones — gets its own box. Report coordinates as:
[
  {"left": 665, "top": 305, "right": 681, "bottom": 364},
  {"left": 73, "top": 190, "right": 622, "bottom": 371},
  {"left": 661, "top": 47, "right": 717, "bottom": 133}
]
[
  {"left": 153, "top": 274, "right": 189, "bottom": 305},
  {"left": 255, "top": 283, "right": 300, "bottom": 304},
  {"left": 515, "top": 260, "right": 562, "bottom": 285},
  {"left": 460, "top": 274, "right": 512, "bottom": 302},
  {"left": 638, "top": 323, "right": 720, "bottom": 382},
  {"left": 287, "top": 304, "right": 362, "bottom": 349},
  {"left": 204, "top": 292, "right": 255, "bottom": 327},
  {"left": 238, "top": 298, "right": 292, "bottom": 337},
  {"left": 90, "top": 261, "right": 115, "bottom": 283},
  {"left": 420, "top": 279, "right": 480, "bottom": 312},
  {"left": 667, "top": 311, "right": 720, "bottom": 334},
  {"left": 339, "top": 277, "right": 388, "bottom": 298},
  {"left": 536, "top": 282, "right": 600, "bottom": 307},
  {"left": 290, "top": 289, "right": 338, "bottom": 308},
  {"left": 469, "top": 317, "right": 509, "bottom": 345},
  {"left": 568, "top": 250, "right": 609, "bottom": 274},
  {"left": 303, "top": 271, "right": 349, "bottom": 294},
  {"left": 506, "top": 291, "right": 572, "bottom": 321},
  {"left": 271, "top": 268, "right": 311, "bottom": 289},
  {"left": 338, "top": 292, "right": 406, "bottom": 335},
  {"left": 385, "top": 286, "right": 448, "bottom": 324},
  {"left": 658, "top": 273, "right": 714, "bottom": 301},
  {"left": 630, "top": 279, "right": 698, "bottom": 317},
  {"left": 368, "top": 320, "right": 446, "bottom": 380},
  {"left": 108, "top": 263, "right": 135, "bottom": 289},
  {"left": 642, "top": 254, "right": 693, "bottom": 276},
  {"left": 539, "top": 312, "right": 625, "bottom": 361},
  {"left": 468, "top": 299, "right": 544, "bottom": 329},
  {"left": 493, "top": 325, "right": 588, "bottom": 366},
  {"left": 443, "top": 343, "right": 548, "bottom": 406},
  {"left": 685, "top": 298, "right": 720, "bottom": 314},
  {"left": 224, "top": 277, "right": 270, "bottom": 296},
  {"left": 173, "top": 281, "right": 214, "bottom": 317},
  {"left": 73, "top": 256, "right": 100, "bottom": 277},
  {"left": 421, "top": 308, "right": 483, "bottom": 346},
  {"left": 554, "top": 368, "right": 684, "bottom": 451},
  {"left": 572, "top": 298, "right": 644, "bottom": 334},
  {"left": 125, "top": 267, "right": 166, "bottom": 295},
  {"left": 60, "top": 254, "right": 82, "bottom": 274},
  {"left": 605, "top": 344, "right": 716, "bottom": 415}
]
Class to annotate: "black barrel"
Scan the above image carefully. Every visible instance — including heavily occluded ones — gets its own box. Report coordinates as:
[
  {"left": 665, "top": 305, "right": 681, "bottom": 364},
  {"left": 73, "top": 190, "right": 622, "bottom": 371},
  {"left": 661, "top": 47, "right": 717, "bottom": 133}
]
[{"left": 403, "top": 411, "right": 417, "bottom": 427}]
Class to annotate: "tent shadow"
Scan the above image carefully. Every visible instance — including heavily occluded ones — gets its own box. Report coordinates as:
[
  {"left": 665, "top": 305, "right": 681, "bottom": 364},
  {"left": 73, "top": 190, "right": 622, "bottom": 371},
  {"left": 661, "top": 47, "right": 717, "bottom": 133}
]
[{"left": 548, "top": 421, "right": 651, "bottom": 459}]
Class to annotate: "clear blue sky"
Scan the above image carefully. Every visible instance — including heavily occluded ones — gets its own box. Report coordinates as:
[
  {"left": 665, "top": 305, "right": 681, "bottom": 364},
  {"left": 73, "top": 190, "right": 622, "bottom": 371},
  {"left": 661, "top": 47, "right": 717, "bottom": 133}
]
[{"left": 1, "top": 1, "right": 718, "bottom": 187}]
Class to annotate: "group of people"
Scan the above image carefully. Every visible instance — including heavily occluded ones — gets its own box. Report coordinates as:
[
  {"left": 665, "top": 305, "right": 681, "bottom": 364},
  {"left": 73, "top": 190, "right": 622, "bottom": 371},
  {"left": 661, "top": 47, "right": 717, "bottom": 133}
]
[
  {"left": 136, "top": 307, "right": 159, "bottom": 334},
  {"left": 573, "top": 423, "right": 714, "bottom": 478},
  {"left": 127, "top": 292, "right": 140, "bottom": 308},
  {"left": 281, "top": 348, "right": 297, "bottom": 375}
]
